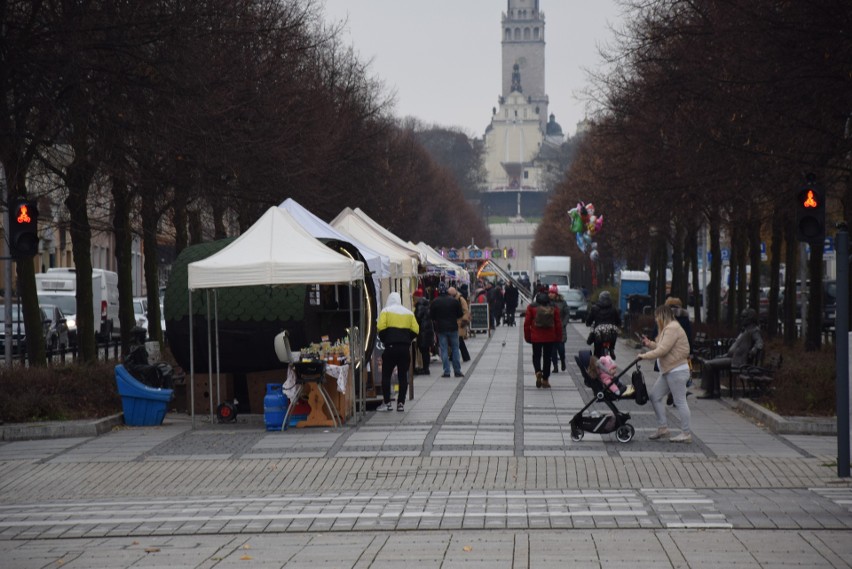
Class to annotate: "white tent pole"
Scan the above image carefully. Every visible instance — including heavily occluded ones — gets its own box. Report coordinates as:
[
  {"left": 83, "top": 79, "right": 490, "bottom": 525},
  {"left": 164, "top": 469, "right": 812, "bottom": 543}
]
[
  {"left": 189, "top": 288, "right": 195, "bottom": 429},
  {"left": 214, "top": 289, "right": 221, "bottom": 409},
  {"left": 348, "top": 281, "right": 355, "bottom": 425},
  {"left": 359, "top": 280, "right": 366, "bottom": 422},
  {"left": 206, "top": 290, "right": 214, "bottom": 423}
]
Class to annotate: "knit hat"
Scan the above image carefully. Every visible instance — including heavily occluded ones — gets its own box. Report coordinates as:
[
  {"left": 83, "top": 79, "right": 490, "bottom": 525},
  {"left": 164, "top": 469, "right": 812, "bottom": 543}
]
[
  {"left": 548, "top": 284, "right": 559, "bottom": 294},
  {"left": 438, "top": 282, "right": 448, "bottom": 295}
]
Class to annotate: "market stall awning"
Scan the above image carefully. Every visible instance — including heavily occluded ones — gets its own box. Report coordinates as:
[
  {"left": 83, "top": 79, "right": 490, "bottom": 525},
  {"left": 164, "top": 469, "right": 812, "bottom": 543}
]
[
  {"left": 330, "top": 208, "right": 419, "bottom": 277},
  {"left": 279, "top": 198, "right": 391, "bottom": 281},
  {"left": 188, "top": 206, "right": 364, "bottom": 289},
  {"left": 352, "top": 207, "right": 427, "bottom": 265}
]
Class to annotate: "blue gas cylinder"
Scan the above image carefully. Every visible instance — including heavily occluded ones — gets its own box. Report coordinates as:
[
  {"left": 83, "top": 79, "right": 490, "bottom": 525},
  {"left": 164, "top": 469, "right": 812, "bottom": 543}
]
[{"left": 264, "top": 383, "right": 286, "bottom": 431}]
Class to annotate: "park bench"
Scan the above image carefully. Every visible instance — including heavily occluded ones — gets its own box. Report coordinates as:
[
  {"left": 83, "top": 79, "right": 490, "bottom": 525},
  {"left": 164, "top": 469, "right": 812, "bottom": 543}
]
[{"left": 733, "top": 351, "right": 781, "bottom": 399}]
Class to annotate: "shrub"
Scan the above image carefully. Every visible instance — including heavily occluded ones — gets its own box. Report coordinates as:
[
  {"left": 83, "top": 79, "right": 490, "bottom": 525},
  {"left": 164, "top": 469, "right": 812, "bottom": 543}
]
[
  {"left": 0, "top": 362, "right": 121, "bottom": 423},
  {"left": 757, "top": 339, "right": 835, "bottom": 416}
]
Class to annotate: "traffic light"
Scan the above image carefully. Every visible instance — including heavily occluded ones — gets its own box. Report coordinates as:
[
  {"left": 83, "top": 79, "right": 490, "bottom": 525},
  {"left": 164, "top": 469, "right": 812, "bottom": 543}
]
[
  {"left": 8, "top": 198, "right": 39, "bottom": 259},
  {"left": 795, "top": 178, "right": 825, "bottom": 245}
]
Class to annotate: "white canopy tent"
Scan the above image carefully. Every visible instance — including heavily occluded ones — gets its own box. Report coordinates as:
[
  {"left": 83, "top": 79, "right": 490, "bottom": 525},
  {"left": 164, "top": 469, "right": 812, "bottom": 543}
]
[
  {"left": 187, "top": 206, "right": 366, "bottom": 426},
  {"left": 331, "top": 207, "right": 420, "bottom": 309},
  {"left": 279, "top": 198, "right": 391, "bottom": 290}
]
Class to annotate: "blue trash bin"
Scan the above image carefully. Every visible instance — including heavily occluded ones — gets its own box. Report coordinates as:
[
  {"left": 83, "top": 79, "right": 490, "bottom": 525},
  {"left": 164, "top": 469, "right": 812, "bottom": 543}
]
[{"left": 115, "top": 364, "right": 173, "bottom": 426}]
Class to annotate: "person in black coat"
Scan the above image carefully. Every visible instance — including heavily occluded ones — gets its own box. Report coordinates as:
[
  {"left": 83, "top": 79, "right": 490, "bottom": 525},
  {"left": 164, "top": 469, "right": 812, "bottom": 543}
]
[
  {"left": 413, "top": 293, "right": 434, "bottom": 375},
  {"left": 585, "top": 291, "right": 623, "bottom": 358}
]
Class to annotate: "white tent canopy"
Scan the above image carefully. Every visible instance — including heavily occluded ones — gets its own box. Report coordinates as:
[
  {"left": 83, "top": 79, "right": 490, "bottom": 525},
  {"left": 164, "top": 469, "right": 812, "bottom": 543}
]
[
  {"left": 330, "top": 208, "right": 418, "bottom": 278},
  {"left": 353, "top": 207, "right": 427, "bottom": 265},
  {"left": 188, "top": 206, "right": 364, "bottom": 289},
  {"left": 279, "top": 198, "right": 390, "bottom": 293}
]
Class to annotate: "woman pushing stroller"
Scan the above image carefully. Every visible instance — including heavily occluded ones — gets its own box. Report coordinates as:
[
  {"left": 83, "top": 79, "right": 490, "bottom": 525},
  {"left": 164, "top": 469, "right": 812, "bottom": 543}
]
[{"left": 638, "top": 305, "right": 693, "bottom": 443}]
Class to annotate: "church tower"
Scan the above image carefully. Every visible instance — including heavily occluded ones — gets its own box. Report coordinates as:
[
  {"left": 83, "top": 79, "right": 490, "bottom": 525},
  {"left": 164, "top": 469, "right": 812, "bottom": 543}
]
[{"left": 501, "top": 0, "right": 548, "bottom": 130}]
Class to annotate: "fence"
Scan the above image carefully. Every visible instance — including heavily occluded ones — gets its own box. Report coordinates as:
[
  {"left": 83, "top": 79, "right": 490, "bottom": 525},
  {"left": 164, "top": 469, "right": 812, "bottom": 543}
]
[{"left": 1, "top": 339, "right": 123, "bottom": 367}]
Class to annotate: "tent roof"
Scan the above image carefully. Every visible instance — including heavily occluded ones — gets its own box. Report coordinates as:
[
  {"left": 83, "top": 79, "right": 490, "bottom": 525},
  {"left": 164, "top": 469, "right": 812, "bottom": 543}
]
[
  {"left": 352, "top": 208, "right": 426, "bottom": 264},
  {"left": 279, "top": 198, "right": 390, "bottom": 279},
  {"left": 188, "top": 206, "right": 364, "bottom": 289},
  {"left": 330, "top": 208, "right": 418, "bottom": 277}
]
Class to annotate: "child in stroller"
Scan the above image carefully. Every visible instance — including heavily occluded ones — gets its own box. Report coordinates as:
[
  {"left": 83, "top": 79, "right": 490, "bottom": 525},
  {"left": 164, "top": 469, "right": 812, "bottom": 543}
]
[
  {"left": 569, "top": 350, "right": 647, "bottom": 443},
  {"left": 589, "top": 354, "right": 635, "bottom": 398}
]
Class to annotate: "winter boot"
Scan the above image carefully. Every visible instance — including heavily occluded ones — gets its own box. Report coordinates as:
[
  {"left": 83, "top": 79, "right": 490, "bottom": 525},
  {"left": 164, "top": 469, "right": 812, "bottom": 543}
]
[{"left": 535, "top": 371, "right": 543, "bottom": 389}]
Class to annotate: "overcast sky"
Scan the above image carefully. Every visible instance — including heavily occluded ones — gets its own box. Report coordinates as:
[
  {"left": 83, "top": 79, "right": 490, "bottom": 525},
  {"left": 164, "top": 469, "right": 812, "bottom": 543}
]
[{"left": 320, "top": 0, "right": 628, "bottom": 138}]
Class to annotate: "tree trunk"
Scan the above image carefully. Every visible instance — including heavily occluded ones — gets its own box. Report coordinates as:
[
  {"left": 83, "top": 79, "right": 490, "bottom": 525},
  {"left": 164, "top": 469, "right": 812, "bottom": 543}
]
[
  {"left": 64, "top": 158, "right": 97, "bottom": 363},
  {"left": 173, "top": 190, "right": 188, "bottom": 256},
  {"left": 735, "top": 223, "right": 748, "bottom": 323},
  {"left": 708, "top": 212, "right": 722, "bottom": 324},
  {"left": 111, "top": 176, "right": 135, "bottom": 354},
  {"left": 805, "top": 243, "right": 824, "bottom": 351},
  {"left": 141, "top": 188, "right": 162, "bottom": 345},
  {"left": 768, "top": 206, "right": 783, "bottom": 338},
  {"left": 783, "top": 220, "right": 798, "bottom": 346},
  {"left": 748, "top": 208, "right": 762, "bottom": 314},
  {"left": 671, "top": 223, "right": 685, "bottom": 300},
  {"left": 687, "top": 225, "right": 701, "bottom": 325}
]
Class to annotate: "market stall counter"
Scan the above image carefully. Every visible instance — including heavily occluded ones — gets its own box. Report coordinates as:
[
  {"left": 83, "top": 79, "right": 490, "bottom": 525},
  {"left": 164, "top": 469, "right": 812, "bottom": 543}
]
[{"left": 282, "top": 354, "right": 352, "bottom": 429}]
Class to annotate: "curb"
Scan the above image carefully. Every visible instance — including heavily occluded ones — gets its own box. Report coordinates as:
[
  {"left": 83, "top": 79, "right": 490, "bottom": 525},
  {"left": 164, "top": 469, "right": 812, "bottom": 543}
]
[
  {"left": 0, "top": 413, "right": 125, "bottom": 442},
  {"left": 735, "top": 399, "right": 837, "bottom": 435}
]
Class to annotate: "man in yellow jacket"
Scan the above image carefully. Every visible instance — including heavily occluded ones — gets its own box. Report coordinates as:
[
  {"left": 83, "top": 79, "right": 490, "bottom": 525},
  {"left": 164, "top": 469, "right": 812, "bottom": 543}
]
[{"left": 377, "top": 292, "right": 419, "bottom": 412}]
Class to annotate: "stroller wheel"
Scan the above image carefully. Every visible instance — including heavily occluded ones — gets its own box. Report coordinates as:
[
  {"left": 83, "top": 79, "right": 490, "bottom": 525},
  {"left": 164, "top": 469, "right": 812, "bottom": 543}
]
[
  {"left": 615, "top": 424, "right": 635, "bottom": 443},
  {"left": 570, "top": 426, "right": 584, "bottom": 442}
]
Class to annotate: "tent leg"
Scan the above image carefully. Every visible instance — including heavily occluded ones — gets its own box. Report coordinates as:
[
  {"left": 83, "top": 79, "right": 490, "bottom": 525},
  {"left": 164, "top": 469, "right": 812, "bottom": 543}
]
[
  {"left": 206, "top": 290, "right": 214, "bottom": 423},
  {"left": 189, "top": 289, "right": 195, "bottom": 429},
  {"left": 214, "top": 289, "right": 221, "bottom": 413}
]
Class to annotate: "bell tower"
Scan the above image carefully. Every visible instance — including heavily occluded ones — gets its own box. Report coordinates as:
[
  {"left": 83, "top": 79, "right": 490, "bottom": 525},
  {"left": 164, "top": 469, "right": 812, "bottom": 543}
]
[{"left": 501, "top": 0, "right": 548, "bottom": 130}]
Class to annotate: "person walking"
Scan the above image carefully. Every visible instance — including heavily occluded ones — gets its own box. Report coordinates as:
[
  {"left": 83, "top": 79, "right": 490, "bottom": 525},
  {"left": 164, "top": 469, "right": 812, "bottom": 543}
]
[
  {"left": 413, "top": 291, "right": 434, "bottom": 375},
  {"left": 638, "top": 305, "right": 693, "bottom": 442},
  {"left": 377, "top": 292, "right": 419, "bottom": 412},
  {"left": 503, "top": 281, "right": 519, "bottom": 326},
  {"left": 548, "top": 284, "right": 569, "bottom": 373},
  {"left": 449, "top": 286, "right": 471, "bottom": 362},
  {"left": 585, "top": 290, "right": 623, "bottom": 358},
  {"left": 523, "top": 291, "right": 563, "bottom": 389},
  {"left": 430, "top": 283, "right": 464, "bottom": 378},
  {"left": 697, "top": 308, "right": 763, "bottom": 399}
]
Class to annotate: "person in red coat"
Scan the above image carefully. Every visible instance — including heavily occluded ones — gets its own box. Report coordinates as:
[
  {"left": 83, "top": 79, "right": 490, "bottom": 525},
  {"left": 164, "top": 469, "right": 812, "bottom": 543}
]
[{"left": 524, "top": 292, "right": 563, "bottom": 389}]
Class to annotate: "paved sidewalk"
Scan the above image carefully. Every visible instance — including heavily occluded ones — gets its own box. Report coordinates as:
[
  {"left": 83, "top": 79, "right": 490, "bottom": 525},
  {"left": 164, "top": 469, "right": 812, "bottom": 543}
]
[{"left": 1, "top": 320, "right": 850, "bottom": 567}]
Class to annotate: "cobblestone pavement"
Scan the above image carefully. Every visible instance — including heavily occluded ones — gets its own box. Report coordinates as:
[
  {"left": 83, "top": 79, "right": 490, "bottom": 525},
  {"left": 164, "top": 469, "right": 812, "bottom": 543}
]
[{"left": 1, "top": 321, "right": 851, "bottom": 567}]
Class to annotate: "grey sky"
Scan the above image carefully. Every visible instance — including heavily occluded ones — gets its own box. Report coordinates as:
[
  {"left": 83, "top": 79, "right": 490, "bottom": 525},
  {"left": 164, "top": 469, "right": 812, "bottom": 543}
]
[{"left": 321, "top": 0, "right": 627, "bottom": 138}]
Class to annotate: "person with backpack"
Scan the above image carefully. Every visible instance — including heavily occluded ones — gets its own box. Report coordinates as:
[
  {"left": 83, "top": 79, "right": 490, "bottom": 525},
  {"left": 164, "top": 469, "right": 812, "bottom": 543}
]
[
  {"left": 547, "top": 284, "right": 570, "bottom": 373},
  {"left": 523, "top": 291, "right": 563, "bottom": 389},
  {"left": 585, "top": 290, "right": 623, "bottom": 358}
]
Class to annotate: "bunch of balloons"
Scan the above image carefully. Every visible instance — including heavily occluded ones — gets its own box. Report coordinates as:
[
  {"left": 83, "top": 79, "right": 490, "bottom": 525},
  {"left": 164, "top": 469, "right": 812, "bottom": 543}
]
[{"left": 567, "top": 202, "right": 603, "bottom": 259}]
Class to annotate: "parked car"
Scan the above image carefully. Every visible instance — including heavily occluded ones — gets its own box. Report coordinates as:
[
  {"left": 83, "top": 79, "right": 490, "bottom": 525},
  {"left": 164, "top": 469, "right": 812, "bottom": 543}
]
[
  {"left": 133, "top": 297, "right": 149, "bottom": 337},
  {"left": 34, "top": 293, "right": 78, "bottom": 346},
  {"left": 562, "top": 288, "right": 588, "bottom": 322},
  {"left": 0, "top": 304, "right": 68, "bottom": 354},
  {"left": 40, "top": 304, "right": 70, "bottom": 351}
]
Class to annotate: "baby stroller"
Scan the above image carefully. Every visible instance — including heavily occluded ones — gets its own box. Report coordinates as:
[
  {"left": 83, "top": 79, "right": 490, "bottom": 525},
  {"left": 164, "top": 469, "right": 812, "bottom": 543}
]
[{"left": 569, "top": 350, "right": 647, "bottom": 443}]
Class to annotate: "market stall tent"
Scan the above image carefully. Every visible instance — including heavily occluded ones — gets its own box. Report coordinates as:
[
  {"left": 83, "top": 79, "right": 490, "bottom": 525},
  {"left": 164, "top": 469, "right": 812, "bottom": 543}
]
[
  {"left": 187, "top": 206, "right": 366, "bottom": 425},
  {"left": 189, "top": 206, "right": 363, "bottom": 287},
  {"left": 278, "top": 198, "right": 391, "bottom": 291},
  {"left": 331, "top": 207, "right": 420, "bottom": 308}
]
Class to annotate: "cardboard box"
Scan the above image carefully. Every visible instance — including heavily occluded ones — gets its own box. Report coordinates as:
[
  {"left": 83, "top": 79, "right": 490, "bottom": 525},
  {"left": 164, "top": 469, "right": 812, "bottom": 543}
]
[
  {"left": 246, "top": 369, "right": 287, "bottom": 414},
  {"left": 187, "top": 373, "right": 233, "bottom": 415}
]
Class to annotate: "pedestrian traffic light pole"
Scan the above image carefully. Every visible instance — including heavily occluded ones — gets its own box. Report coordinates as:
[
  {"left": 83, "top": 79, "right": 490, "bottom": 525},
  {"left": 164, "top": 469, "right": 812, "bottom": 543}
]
[{"left": 836, "top": 223, "right": 850, "bottom": 478}]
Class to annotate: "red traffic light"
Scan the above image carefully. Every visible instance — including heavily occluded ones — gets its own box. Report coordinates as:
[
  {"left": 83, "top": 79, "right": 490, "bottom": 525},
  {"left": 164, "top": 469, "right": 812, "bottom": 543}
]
[
  {"left": 15, "top": 203, "right": 33, "bottom": 224},
  {"left": 802, "top": 189, "right": 818, "bottom": 209},
  {"left": 796, "top": 184, "right": 825, "bottom": 244},
  {"left": 8, "top": 198, "right": 39, "bottom": 258}
]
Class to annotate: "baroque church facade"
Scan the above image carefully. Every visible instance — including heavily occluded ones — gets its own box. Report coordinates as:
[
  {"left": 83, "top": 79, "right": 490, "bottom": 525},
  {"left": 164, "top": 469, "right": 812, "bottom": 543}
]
[{"left": 481, "top": 0, "right": 564, "bottom": 220}]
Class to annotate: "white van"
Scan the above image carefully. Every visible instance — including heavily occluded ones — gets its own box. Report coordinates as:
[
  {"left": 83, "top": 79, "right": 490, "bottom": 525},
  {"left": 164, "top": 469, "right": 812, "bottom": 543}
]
[{"left": 35, "top": 268, "right": 121, "bottom": 342}]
